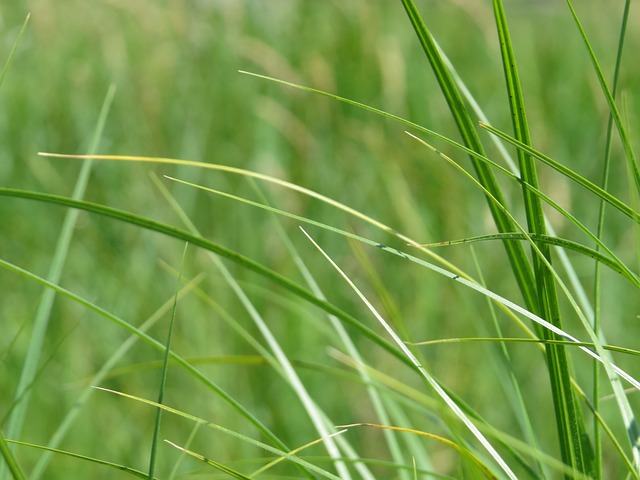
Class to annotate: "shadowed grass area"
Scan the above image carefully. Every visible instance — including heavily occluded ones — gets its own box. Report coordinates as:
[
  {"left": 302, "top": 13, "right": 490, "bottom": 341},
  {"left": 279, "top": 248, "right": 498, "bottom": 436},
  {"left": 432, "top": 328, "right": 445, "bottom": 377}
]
[{"left": 1, "top": 1, "right": 639, "bottom": 478}]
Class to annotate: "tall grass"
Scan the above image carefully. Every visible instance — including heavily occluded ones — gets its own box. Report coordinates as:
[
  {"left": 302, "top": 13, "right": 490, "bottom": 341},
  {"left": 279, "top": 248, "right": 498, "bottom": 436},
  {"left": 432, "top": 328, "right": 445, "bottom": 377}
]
[{"left": 1, "top": 1, "right": 638, "bottom": 478}]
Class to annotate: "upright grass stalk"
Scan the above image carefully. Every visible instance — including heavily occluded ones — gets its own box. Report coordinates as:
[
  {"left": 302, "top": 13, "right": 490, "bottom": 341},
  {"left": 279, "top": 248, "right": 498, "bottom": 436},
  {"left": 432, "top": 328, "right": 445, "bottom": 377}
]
[
  {"left": 594, "top": 1, "right": 631, "bottom": 476},
  {"left": 398, "top": 0, "right": 538, "bottom": 316},
  {"left": 147, "top": 243, "right": 188, "bottom": 480},
  {"left": 492, "top": 0, "right": 592, "bottom": 475}
]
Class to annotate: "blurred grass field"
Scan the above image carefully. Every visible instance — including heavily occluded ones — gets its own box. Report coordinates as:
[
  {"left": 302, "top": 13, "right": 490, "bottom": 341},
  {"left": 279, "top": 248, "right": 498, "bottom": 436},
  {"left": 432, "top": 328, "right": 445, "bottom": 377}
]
[{"left": 1, "top": 1, "right": 639, "bottom": 478}]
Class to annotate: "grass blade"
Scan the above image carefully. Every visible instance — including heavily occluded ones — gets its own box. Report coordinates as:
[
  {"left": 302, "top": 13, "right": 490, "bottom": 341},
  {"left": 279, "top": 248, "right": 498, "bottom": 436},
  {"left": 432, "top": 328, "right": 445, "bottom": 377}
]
[
  {"left": 0, "top": 13, "right": 29, "bottom": 90},
  {"left": 299, "top": 227, "right": 517, "bottom": 480},
  {"left": 399, "top": 0, "right": 538, "bottom": 316},
  {"left": 566, "top": 0, "right": 640, "bottom": 195},
  {"left": 0, "top": 430, "right": 26, "bottom": 480},
  {"left": 479, "top": 123, "right": 639, "bottom": 222},
  {"left": 147, "top": 243, "right": 188, "bottom": 480}
]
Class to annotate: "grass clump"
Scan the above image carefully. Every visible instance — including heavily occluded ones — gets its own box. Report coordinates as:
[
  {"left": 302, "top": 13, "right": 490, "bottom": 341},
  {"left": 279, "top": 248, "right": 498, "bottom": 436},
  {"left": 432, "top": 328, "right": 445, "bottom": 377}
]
[{"left": 1, "top": 1, "right": 638, "bottom": 479}]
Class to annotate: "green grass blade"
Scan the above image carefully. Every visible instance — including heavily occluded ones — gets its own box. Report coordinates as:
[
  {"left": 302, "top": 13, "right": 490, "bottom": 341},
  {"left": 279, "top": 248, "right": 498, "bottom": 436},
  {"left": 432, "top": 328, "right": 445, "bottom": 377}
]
[
  {"left": 94, "top": 387, "right": 343, "bottom": 480},
  {"left": 151, "top": 181, "right": 357, "bottom": 479},
  {"left": 2, "top": 85, "right": 116, "bottom": 477},
  {"left": 147, "top": 243, "right": 188, "bottom": 480},
  {"left": 594, "top": 1, "right": 632, "bottom": 475},
  {"left": 566, "top": 0, "right": 640, "bottom": 195},
  {"left": 479, "top": 124, "right": 638, "bottom": 223},
  {"left": 240, "top": 72, "right": 638, "bottom": 224},
  {"left": 0, "top": 13, "right": 29, "bottom": 90},
  {"left": 164, "top": 441, "right": 253, "bottom": 479},
  {"left": 0, "top": 258, "right": 312, "bottom": 476},
  {"left": 6, "top": 440, "right": 154, "bottom": 479},
  {"left": 30, "top": 276, "right": 205, "bottom": 480},
  {"left": 418, "top": 232, "right": 638, "bottom": 287},
  {"left": 411, "top": 131, "right": 639, "bottom": 476},
  {"left": 0, "top": 430, "right": 26, "bottom": 480},
  {"left": 158, "top": 175, "right": 640, "bottom": 393},
  {"left": 0, "top": 188, "right": 410, "bottom": 368},
  {"left": 300, "top": 227, "right": 517, "bottom": 480},
  {"left": 399, "top": 0, "right": 538, "bottom": 316}
]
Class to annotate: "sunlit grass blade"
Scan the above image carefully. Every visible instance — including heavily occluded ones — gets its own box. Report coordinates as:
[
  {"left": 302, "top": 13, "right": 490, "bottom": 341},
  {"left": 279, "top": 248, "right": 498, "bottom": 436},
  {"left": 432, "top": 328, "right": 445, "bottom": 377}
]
[
  {"left": 339, "top": 423, "right": 498, "bottom": 480},
  {"left": 409, "top": 337, "right": 640, "bottom": 358},
  {"left": 249, "top": 430, "right": 348, "bottom": 477},
  {"left": 299, "top": 227, "right": 518, "bottom": 480},
  {"left": 94, "top": 387, "right": 343, "bottom": 480},
  {"left": 414, "top": 232, "right": 638, "bottom": 287},
  {"left": 147, "top": 243, "right": 188, "bottom": 480},
  {"left": 1, "top": 85, "right": 116, "bottom": 479},
  {"left": 6, "top": 440, "right": 154, "bottom": 479},
  {"left": 566, "top": 0, "right": 639, "bottom": 195}
]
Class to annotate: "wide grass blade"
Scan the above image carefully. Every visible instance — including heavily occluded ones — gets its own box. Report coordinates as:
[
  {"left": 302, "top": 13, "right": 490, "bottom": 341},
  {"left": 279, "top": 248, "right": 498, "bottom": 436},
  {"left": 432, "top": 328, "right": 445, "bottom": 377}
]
[{"left": 399, "top": 0, "right": 539, "bottom": 316}]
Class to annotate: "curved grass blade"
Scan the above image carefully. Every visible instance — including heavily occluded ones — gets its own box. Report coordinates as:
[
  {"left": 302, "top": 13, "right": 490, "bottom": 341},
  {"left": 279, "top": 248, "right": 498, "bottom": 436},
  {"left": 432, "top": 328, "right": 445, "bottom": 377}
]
[
  {"left": 409, "top": 337, "right": 640, "bottom": 358},
  {"left": 241, "top": 72, "right": 640, "bottom": 223},
  {"left": 159, "top": 175, "right": 640, "bottom": 392},
  {"left": 0, "top": 257, "right": 313, "bottom": 477},
  {"left": 479, "top": 123, "right": 639, "bottom": 223},
  {"left": 94, "top": 387, "right": 342, "bottom": 480},
  {"left": 339, "top": 423, "right": 498, "bottom": 480},
  {"left": 43, "top": 150, "right": 629, "bottom": 294},
  {"left": 415, "top": 232, "right": 639, "bottom": 287},
  {"left": 0, "top": 188, "right": 406, "bottom": 367},
  {"left": 6, "top": 440, "right": 154, "bottom": 479}
]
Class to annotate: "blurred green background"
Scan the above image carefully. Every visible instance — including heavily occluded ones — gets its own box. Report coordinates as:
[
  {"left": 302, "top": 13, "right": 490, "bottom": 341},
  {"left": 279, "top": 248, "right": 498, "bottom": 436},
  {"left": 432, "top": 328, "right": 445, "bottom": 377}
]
[{"left": 1, "top": 1, "right": 639, "bottom": 478}]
